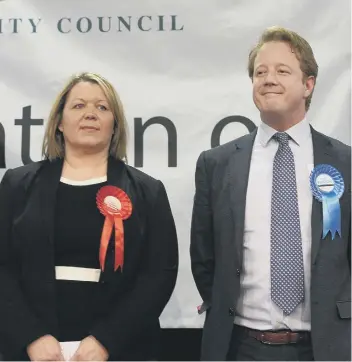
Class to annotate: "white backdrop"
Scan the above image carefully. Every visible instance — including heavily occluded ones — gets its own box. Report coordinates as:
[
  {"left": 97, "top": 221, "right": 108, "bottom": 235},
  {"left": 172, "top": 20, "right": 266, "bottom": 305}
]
[{"left": 0, "top": 0, "right": 350, "bottom": 328}]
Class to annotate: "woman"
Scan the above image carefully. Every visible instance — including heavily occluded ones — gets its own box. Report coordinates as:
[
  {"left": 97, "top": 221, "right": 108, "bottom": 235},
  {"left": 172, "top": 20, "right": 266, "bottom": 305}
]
[{"left": 0, "top": 73, "right": 178, "bottom": 361}]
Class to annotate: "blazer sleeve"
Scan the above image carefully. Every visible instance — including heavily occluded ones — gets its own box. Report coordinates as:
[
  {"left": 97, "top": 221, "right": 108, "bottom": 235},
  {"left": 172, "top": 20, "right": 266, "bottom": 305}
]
[
  {"left": 348, "top": 221, "right": 350, "bottom": 272},
  {"left": 0, "top": 170, "right": 49, "bottom": 352},
  {"left": 190, "top": 151, "right": 215, "bottom": 308},
  {"left": 90, "top": 180, "right": 178, "bottom": 358}
]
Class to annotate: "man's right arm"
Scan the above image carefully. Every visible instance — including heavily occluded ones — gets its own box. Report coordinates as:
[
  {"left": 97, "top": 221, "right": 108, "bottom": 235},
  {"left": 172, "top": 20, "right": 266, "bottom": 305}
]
[{"left": 190, "top": 151, "right": 215, "bottom": 308}]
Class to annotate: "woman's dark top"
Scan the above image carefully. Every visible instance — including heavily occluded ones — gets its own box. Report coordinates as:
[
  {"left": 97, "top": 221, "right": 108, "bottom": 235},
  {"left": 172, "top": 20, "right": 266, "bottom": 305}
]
[{"left": 54, "top": 178, "right": 107, "bottom": 342}]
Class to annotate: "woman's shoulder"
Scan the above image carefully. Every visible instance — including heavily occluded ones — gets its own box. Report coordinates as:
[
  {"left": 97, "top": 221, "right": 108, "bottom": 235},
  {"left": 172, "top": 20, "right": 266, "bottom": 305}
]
[
  {"left": 123, "top": 163, "right": 171, "bottom": 200},
  {"left": 124, "top": 165, "right": 170, "bottom": 207},
  {"left": 125, "top": 164, "right": 162, "bottom": 190},
  {"left": 3, "top": 160, "right": 46, "bottom": 186}
]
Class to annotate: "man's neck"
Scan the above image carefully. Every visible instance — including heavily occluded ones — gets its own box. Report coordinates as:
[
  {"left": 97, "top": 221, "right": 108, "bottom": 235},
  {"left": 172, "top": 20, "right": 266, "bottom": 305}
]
[{"left": 261, "top": 112, "right": 306, "bottom": 132}]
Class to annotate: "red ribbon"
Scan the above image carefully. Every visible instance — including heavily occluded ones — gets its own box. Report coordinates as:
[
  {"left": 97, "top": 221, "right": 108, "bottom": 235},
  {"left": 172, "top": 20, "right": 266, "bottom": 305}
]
[{"left": 96, "top": 186, "right": 132, "bottom": 271}]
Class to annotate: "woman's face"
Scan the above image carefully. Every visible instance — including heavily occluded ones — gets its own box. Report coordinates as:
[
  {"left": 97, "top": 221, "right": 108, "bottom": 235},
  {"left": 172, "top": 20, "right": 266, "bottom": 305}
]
[{"left": 59, "top": 81, "right": 115, "bottom": 154}]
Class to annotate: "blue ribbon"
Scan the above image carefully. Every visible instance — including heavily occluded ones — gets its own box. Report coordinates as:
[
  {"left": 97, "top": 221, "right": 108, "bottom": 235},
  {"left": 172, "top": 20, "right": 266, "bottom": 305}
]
[
  {"left": 310, "top": 164, "right": 344, "bottom": 240},
  {"left": 322, "top": 191, "right": 341, "bottom": 239}
]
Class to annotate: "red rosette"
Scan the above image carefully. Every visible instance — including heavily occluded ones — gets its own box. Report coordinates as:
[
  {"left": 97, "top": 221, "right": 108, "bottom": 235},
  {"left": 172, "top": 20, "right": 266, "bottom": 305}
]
[
  {"left": 96, "top": 186, "right": 132, "bottom": 272},
  {"left": 96, "top": 186, "right": 132, "bottom": 219}
]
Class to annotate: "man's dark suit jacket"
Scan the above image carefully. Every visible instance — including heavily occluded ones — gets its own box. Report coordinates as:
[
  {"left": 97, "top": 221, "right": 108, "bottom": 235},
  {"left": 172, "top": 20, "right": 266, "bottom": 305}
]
[
  {"left": 0, "top": 156, "right": 178, "bottom": 361},
  {"left": 190, "top": 127, "right": 351, "bottom": 361}
]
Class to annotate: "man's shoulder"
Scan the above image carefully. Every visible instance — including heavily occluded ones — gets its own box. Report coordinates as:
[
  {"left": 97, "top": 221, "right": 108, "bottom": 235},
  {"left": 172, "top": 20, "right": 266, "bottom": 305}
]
[
  {"left": 313, "top": 129, "right": 351, "bottom": 157},
  {"left": 328, "top": 136, "right": 351, "bottom": 155},
  {"left": 201, "top": 131, "right": 256, "bottom": 162}
]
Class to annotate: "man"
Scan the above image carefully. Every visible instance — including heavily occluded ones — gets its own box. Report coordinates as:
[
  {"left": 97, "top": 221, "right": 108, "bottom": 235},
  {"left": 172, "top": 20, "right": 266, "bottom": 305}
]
[{"left": 190, "top": 26, "right": 351, "bottom": 361}]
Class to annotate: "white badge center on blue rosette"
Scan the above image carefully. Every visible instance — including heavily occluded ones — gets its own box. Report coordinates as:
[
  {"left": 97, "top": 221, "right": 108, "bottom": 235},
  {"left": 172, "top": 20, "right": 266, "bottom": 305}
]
[{"left": 310, "top": 164, "right": 344, "bottom": 239}]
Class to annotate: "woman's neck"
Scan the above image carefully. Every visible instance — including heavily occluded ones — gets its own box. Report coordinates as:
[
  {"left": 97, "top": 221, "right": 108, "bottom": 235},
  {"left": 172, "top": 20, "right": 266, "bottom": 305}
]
[{"left": 62, "top": 151, "right": 108, "bottom": 181}]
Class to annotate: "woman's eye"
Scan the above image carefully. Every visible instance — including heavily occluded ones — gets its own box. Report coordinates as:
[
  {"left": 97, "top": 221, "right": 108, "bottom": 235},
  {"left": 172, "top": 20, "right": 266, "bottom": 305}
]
[
  {"left": 98, "top": 105, "right": 108, "bottom": 111},
  {"left": 73, "top": 103, "right": 84, "bottom": 109}
]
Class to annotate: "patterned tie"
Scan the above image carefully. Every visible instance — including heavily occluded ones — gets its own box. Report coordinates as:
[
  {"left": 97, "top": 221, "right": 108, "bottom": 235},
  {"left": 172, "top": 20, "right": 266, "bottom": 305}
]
[{"left": 270, "top": 132, "right": 305, "bottom": 315}]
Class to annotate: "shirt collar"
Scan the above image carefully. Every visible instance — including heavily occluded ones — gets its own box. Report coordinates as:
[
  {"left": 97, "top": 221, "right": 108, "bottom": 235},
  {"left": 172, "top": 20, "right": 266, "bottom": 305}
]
[{"left": 257, "top": 117, "right": 311, "bottom": 147}]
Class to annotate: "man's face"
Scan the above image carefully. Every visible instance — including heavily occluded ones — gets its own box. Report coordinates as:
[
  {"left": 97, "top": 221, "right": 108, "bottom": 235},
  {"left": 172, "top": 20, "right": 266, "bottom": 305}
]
[{"left": 252, "top": 41, "right": 314, "bottom": 120}]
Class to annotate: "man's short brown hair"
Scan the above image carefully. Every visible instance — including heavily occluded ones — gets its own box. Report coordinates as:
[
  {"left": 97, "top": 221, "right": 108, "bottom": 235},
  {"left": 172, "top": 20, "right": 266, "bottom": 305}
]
[{"left": 248, "top": 26, "right": 318, "bottom": 110}]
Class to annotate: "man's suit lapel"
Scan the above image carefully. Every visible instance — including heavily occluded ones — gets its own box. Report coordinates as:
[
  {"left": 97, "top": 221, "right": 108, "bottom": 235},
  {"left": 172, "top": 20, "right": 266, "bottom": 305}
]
[
  {"left": 227, "top": 130, "right": 257, "bottom": 268},
  {"left": 311, "top": 127, "right": 334, "bottom": 265}
]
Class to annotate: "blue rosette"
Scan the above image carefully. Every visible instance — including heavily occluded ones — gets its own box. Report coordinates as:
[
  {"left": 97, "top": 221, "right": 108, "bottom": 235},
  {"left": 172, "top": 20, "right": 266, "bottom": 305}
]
[{"left": 310, "top": 164, "right": 344, "bottom": 239}]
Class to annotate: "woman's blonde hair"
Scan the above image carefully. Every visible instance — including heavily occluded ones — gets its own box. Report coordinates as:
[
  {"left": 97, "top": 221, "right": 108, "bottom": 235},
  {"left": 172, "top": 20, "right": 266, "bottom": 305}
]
[{"left": 42, "top": 72, "right": 128, "bottom": 161}]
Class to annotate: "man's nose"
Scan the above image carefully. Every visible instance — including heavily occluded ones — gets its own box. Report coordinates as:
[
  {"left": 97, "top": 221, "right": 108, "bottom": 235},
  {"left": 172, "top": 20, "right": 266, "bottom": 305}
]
[{"left": 263, "top": 71, "right": 278, "bottom": 86}]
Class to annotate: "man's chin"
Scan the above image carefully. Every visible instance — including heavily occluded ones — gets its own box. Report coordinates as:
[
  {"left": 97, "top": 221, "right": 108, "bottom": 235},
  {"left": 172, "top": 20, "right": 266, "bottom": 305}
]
[{"left": 260, "top": 108, "right": 285, "bottom": 119}]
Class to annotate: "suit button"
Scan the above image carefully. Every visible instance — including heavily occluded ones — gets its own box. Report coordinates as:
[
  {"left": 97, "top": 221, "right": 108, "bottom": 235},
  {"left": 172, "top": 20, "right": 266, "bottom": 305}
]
[
  {"left": 229, "top": 308, "right": 235, "bottom": 316},
  {"left": 236, "top": 269, "right": 241, "bottom": 276}
]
